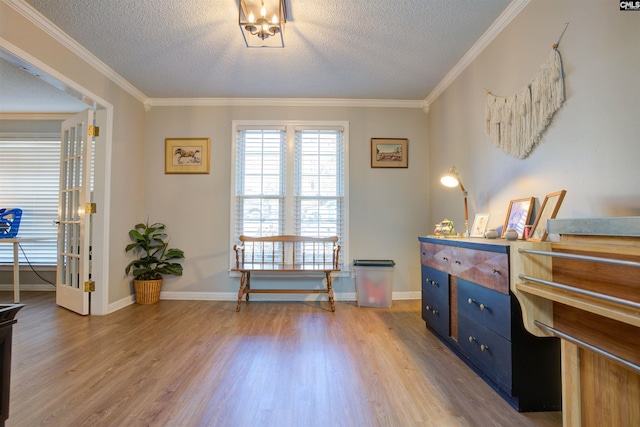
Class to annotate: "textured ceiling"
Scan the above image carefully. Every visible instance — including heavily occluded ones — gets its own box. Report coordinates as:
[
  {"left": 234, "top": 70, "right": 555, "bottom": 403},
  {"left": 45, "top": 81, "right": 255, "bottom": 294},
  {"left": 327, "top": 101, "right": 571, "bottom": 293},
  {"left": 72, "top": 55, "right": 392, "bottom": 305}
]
[
  {"left": 0, "top": 56, "right": 90, "bottom": 113},
  {"left": 2, "top": 0, "right": 513, "bottom": 111}
]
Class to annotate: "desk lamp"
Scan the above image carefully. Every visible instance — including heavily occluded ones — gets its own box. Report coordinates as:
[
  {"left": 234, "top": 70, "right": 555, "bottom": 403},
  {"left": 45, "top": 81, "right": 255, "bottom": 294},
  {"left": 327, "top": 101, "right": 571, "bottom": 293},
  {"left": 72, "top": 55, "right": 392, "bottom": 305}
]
[{"left": 440, "top": 166, "right": 469, "bottom": 237}]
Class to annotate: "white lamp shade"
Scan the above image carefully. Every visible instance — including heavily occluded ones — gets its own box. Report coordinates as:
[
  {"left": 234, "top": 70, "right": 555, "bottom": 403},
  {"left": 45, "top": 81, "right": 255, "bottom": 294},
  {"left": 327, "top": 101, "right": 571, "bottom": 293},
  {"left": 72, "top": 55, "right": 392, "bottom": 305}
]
[{"left": 440, "top": 175, "right": 459, "bottom": 187}]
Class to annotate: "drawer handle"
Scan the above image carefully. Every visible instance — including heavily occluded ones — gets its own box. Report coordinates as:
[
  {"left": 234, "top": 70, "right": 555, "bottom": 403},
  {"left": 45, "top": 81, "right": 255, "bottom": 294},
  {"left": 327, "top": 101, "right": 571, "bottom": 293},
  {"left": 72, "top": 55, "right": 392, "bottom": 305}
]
[
  {"left": 467, "top": 298, "right": 489, "bottom": 312},
  {"left": 430, "top": 280, "right": 438, "bottom": 287},
  {"left": 454, "top": 260, "right": 461, "bottom": 265},
  {"left": 442, "top": 256, "right": 449, "bottom": 261},
  {"left": 426, "top": 305, "right": 438, "bottom": 315},
  {"left": 468, "top": 336, "right": 490, "bottom": 352},
  {"left": 492, "top": 269, "right": 500, "bottom": 274},
  {"left": 431, "top": 309, "right": 438, "bottom": 315}
]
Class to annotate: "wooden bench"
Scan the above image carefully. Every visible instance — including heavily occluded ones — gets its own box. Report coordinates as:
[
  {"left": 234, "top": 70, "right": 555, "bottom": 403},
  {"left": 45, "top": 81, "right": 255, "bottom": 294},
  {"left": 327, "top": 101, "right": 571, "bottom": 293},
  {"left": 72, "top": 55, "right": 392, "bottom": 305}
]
[{"left": 232, "top": 235, "right": 341, "bottom": 312}]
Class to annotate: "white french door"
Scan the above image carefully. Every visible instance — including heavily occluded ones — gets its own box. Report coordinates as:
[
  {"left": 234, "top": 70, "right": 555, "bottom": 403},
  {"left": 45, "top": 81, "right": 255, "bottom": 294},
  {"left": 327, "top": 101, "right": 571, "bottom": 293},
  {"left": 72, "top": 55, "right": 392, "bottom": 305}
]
[{"left": 56, "top": 109, "right": 93, "bottom": 315}]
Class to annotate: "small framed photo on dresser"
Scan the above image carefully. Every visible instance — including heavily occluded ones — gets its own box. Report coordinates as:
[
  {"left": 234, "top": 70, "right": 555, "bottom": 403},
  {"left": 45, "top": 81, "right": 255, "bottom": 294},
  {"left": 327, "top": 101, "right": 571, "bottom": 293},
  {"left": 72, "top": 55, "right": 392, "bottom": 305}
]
[
  {"left": 470, "top": 213, "right": 490, "bottom": 237},
  {"left": 528, "top": 190, "right": 567, "bottom": 242}
]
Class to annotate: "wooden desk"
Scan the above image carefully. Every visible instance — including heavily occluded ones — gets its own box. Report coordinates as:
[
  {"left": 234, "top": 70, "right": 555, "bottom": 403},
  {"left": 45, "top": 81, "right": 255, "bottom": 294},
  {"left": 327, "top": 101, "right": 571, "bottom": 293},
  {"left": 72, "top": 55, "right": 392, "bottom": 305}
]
[{"left": 1, "top": 238, "right": 52, "bottom": 303}]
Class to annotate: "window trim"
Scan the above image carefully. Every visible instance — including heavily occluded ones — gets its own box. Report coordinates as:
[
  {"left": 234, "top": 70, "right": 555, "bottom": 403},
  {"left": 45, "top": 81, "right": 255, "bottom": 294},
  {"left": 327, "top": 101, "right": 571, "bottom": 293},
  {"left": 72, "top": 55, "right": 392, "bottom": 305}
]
[{"left": 230, "top": 120, "right": 349, "bottom": 274}]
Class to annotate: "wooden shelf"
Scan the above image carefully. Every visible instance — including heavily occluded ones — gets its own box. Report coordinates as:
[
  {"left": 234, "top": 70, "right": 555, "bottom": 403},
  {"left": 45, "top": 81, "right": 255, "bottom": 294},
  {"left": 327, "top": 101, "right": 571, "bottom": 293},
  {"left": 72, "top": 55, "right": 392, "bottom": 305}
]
[{"left": 515, "top": 282, "right": 640, "bottom": 328}]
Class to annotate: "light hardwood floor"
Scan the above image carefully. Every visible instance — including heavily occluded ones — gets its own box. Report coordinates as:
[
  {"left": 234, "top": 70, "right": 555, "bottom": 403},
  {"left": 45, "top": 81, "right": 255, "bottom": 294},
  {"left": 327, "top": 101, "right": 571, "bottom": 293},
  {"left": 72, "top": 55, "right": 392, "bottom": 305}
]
[{"left": 2, "top": 292, "right": 562, "bottom": 426}]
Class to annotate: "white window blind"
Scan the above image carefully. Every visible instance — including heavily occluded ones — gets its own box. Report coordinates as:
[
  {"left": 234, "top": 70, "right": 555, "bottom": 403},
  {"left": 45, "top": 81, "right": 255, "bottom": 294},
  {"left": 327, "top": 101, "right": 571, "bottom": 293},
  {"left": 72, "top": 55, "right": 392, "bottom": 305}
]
[
  {"left": 294, "top": 128, "right": 344, "bottom": 238},
  {"left": 0, "top": 138, "right": 60, "bottom": 265},
  {"left": 234, "top": 128, "right": 286, "bottom": 238},
  {"left": 232, "top": 122, "right": 348, "bottom": 266}
]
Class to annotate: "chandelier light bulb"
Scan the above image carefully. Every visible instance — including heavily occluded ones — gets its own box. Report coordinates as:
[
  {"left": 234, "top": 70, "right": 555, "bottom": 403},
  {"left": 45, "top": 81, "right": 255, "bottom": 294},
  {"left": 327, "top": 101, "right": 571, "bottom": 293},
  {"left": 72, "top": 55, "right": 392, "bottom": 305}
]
[{"left": 239, "top": 0, "right": 285, "bottom": 47}]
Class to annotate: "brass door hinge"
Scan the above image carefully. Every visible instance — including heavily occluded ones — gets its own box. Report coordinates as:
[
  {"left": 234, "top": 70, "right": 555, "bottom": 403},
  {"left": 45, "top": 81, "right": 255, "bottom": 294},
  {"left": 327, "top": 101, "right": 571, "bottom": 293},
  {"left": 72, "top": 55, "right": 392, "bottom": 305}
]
[
  {"left": 86, "top": 203, "right": 97, "bottom": 214},
  {"left": 84, "top": 281, "right": 95, "bottom": 292},
  {"left": 89, "top": 125, "right": 99, "bottom": 137}
]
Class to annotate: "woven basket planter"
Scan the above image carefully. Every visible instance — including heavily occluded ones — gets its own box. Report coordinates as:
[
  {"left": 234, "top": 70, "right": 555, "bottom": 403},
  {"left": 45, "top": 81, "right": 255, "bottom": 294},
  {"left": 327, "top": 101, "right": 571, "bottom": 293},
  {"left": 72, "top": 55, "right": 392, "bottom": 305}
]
[{"left": 134, "top": 279, "right": 163, "bottom": 304}]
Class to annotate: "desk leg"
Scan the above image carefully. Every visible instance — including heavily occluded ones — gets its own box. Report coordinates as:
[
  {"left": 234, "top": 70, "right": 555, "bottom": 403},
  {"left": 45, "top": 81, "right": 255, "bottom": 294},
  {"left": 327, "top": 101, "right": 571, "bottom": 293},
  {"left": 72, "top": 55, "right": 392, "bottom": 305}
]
[
  {"left": 326, "top": 272, "right": 335, "bottom": 312},
  {"left": 13, "top": 242, "right": 19, "bottom": 303}
]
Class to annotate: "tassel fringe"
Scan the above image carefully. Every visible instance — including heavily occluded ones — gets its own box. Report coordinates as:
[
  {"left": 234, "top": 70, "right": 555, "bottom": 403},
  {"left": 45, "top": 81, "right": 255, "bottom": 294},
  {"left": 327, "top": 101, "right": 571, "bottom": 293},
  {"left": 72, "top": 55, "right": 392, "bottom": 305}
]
[{"left": 485, "top": 49, "right": 565, "bottom": 159}]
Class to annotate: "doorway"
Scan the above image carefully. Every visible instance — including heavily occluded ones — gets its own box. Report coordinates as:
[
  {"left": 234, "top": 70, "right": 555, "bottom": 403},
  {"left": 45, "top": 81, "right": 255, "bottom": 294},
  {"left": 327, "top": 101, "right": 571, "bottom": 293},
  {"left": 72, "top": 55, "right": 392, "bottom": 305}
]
[{"left": 0, "top": 48, "right": 112, "bottom": 315}]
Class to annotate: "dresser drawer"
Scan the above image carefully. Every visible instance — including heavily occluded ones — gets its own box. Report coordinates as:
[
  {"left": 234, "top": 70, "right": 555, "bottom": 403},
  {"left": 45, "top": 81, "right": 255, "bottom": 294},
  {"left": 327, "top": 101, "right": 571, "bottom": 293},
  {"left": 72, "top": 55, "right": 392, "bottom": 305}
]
[
  {"left": 459, "top": 314, "right": 512, "bottom": 392},
  {"left": 421, "top": 266, "right": 450, "bottom": 337},
  {"left": 422, "top": 292, "right": 449, "bottom": 337},
  {"left": 422, "top": 265, "right": 448, "bottom": 304},
  {"left": 421, "top": 242, "right": 508, "bottom": 293},
  {"left": 458, "top": 278, "right": 511, "bottom": 340}
]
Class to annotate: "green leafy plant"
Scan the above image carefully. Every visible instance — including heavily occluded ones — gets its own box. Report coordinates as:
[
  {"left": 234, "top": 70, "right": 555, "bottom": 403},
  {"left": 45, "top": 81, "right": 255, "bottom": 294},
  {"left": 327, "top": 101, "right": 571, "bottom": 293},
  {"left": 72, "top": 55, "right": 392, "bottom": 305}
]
[{"left": 125, "top": 222, "right": 185, "bottom": 281}]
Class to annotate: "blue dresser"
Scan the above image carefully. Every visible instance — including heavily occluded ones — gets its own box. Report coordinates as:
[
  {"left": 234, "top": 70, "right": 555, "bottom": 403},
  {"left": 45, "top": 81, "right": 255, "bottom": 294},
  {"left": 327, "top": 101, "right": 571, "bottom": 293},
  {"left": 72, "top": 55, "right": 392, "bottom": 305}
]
[{"left": 419, "top": 236, "right": 561, "bottom": 412}]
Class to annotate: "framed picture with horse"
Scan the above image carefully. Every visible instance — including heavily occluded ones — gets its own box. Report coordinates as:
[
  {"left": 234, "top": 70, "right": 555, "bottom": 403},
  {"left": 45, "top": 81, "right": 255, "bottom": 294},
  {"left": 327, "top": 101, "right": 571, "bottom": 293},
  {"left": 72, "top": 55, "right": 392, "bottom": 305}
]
[{"left": 165, "top": 138, "right": 210, "bottom": 174}]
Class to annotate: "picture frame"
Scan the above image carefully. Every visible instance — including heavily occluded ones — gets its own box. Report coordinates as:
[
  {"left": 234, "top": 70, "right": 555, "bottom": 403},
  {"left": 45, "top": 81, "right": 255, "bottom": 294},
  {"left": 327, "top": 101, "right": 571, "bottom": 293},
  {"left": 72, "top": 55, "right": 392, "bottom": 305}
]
[
  {"left": 502, "top": 197, "right": 534, "bottom": 239},
  {"left": 528, "top": 190, "right": 567, "bottom": 242},
  {"left": 165, "top": 138, "right": 210, "bottom": 174},
  {"left": 371, "top": 138, "right": 408, "bottom": 168},
  {"left": 470, "top": 213, "right": 490, "bottom": 238}
]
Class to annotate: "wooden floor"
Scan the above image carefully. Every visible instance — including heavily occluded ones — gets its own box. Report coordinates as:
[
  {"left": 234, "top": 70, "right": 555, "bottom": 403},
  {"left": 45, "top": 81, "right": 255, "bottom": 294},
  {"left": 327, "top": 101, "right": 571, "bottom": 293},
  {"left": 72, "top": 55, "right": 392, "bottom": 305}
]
[{"left": 2, "top": 292, "right": 562, "bottom": 427}]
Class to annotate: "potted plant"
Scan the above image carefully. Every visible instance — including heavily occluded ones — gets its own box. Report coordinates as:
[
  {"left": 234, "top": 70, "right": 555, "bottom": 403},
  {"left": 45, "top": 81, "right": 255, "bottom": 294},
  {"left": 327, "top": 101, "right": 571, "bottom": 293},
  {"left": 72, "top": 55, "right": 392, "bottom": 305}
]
[{"left": 125, "top": 221, "right": 185, "bottom": 304}]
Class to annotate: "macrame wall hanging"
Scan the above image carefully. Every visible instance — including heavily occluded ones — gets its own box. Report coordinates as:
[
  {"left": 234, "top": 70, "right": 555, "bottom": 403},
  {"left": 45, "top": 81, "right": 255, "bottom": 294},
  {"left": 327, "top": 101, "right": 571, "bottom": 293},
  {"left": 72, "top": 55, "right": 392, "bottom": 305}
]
[{"left": 485, "top": 24, "right": 568, "bottom": 160}]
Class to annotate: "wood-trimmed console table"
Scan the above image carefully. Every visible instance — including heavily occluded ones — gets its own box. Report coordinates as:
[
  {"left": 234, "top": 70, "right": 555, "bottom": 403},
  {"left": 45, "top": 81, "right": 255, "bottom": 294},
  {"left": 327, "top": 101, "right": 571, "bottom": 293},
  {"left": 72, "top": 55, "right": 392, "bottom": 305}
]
[
  {"left": 418, "top": 235, "right": 561, "bottom": 411},
  {"left": 232, "top": 235, "right": 341, "bottom": 312},
  {"left": 510, "top": 217, "right": 640, "bottom": 426}
]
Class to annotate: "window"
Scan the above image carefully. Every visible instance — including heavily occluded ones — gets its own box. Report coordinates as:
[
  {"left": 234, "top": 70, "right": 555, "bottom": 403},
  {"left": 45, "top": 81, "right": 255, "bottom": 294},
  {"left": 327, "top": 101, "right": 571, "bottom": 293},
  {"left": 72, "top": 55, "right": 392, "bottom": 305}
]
[
  {"left": 0, "top": 137, "right": 60, "bottom": 265},
  {"left": 232, "top": 121, "right": 348, "bottom": 265}
]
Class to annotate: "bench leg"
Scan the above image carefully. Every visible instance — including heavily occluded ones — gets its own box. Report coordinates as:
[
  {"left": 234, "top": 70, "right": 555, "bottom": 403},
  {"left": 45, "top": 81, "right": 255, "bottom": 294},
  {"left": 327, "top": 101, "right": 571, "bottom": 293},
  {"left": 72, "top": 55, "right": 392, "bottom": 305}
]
[
  {"left": 245, "top": 271, "right": 251, "bottom": 301},
  {"left": 326, "top": 272, "right": 335, "bottom": 312},
  {"left": 237, "top": 271, "right": 249, "bottom": 312}
]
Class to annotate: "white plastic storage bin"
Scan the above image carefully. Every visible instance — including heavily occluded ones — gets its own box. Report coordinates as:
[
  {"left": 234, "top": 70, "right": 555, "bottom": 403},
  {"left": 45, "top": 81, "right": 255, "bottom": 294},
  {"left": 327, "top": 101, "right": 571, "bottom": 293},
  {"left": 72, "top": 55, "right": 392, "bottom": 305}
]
[{"left": 353, "top": 260, "right": 395, "bottom": 308}]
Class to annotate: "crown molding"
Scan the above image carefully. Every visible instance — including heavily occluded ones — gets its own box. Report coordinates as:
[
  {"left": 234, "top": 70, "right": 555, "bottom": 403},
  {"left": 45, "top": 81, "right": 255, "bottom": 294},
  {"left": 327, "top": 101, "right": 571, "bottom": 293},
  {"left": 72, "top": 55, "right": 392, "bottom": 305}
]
[
  {"left": 424, "top": 0, "right": 530, "bottom": 107},
  {"left": 6, "top": 0, "right": 524, "bottom": 114},
  {"left": 0, "top": 112, "right": 74, "bottom": 120},
  {"left": 5, "top": 0, "right": 148, "bottom": 105},
  {"left": 146, "top": 97, "right": 427, "bottom": 110}
]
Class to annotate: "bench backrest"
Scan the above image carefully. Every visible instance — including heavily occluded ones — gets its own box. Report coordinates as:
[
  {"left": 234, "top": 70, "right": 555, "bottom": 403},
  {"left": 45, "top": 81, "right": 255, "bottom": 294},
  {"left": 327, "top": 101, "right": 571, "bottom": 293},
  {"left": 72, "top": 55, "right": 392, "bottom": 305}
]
[{"left": 234, "top": 235, "right": 340, "bottom": 269}]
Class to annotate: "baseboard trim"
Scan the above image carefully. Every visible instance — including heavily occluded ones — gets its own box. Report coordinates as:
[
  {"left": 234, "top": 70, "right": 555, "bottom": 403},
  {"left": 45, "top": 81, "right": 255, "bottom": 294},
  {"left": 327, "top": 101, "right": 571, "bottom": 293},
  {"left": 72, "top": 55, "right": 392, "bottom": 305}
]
[
  {"left": 107, "top": 291, "right": 420, "bottom": 313},
  {"left": 0, "top": 284, "right": 55, "bottom": 292},
  {"left": 8, "top": 290, "right": 420, "bottom": 314}
]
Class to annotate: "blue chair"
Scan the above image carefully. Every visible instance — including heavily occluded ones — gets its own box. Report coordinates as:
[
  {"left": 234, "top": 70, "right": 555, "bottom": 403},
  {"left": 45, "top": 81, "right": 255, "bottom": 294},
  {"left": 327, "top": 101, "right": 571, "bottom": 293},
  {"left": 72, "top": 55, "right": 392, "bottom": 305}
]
[{"left": 0, "top": 208, "right": 22, "bottom": 238}]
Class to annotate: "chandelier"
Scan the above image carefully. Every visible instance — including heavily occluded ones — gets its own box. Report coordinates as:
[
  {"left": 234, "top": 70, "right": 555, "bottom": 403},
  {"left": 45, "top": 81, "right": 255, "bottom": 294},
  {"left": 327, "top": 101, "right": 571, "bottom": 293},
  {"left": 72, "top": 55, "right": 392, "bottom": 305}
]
[{"left": 239, "top": 0, "right": 286, "bottom": 48}]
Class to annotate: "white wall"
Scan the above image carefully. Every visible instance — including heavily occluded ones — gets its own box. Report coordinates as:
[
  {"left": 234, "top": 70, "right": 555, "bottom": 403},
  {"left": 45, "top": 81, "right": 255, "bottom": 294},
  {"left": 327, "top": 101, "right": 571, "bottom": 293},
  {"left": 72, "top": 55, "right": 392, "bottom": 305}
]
[
  {"left": 144, "top": 106, "right": 429, "bottom": 298},
  {"left": 1, "top": 1, "right": 147, "bottom": 308},
  {"left": 428, "top": 0, "right": 640, "bottom": 234},
  {"left": 9, "top": 0, "right": 636, "bottom": 307}
]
